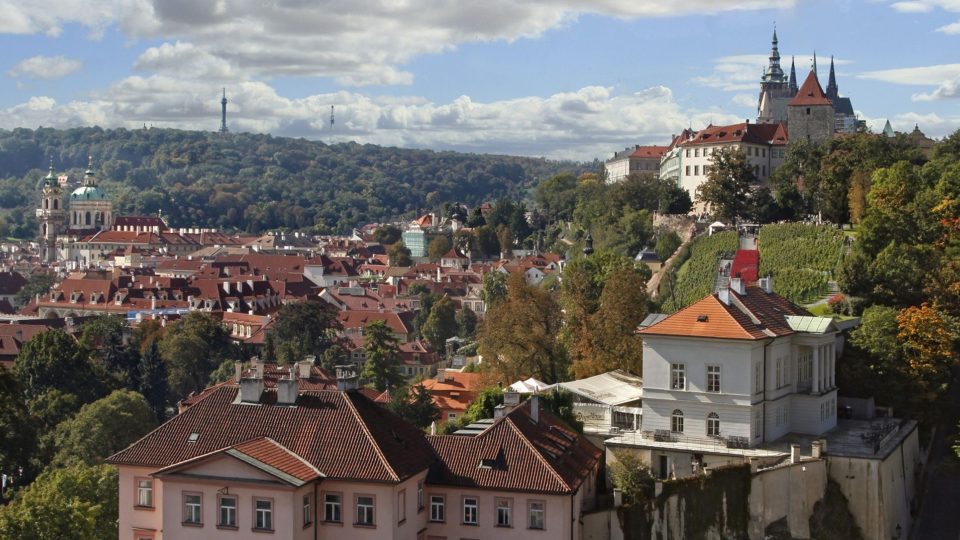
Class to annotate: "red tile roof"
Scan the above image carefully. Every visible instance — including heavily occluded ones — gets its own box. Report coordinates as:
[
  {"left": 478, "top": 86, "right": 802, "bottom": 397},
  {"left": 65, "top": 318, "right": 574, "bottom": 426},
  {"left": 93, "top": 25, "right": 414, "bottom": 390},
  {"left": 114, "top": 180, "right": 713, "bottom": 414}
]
[
  {"left": 679, "top": 122, "right": 788, "bottom": 147},
  {"left": 639, "top": 287, "right": 809, "bottom": 341},
  {"left": 427, "top": 399, "right": 601, "bottom": 494},
  {"left": 629, "top": 145, "right": 669, "bottom": 159},
  {"left": 108, "top": 387, "right": 436, "bottom": 483},
  {"left": 790, "top": 71, "right": 832, "bottom": 106}
]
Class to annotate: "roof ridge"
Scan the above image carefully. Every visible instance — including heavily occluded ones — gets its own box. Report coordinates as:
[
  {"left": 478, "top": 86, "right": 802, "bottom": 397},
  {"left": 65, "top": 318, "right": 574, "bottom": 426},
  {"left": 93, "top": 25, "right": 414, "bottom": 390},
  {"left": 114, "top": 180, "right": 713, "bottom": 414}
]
[
  {"left": 503, "top": 413, "right": 571, "bottom": 492},
  {"left": 239, "top": 436, "right": 324, "bottom": 477},
  {"left": 342, "top": 392, "right": 401, "bottom": 482}
]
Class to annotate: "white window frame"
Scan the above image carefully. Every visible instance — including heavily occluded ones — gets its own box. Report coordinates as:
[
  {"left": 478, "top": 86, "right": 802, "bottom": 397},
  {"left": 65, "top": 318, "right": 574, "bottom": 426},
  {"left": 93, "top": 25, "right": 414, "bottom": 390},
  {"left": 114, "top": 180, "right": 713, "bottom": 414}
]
[
  {"left": 355, "top": 494, "right": 375, "bottom": 526},
  {"left": 707, "top": 365, "right": 721, "bottom": 393},
  {"left": 671, "top": 363, "right": 686, "bottom": 390},
  {"left": 136, "top": 478, "right": 153, "bottom": 508},
  {"left": 528, "top": 500, "right": 545, "bottom": 530},
  {"left": 707, "top": 412, "right": 721, "bottom": 437},
  {"left": 323, "top": 492, "right": 342, "bottom": 523},
  {"left": 183, "top": 492, "right": 202, "bottom": 525},
  {"left": 303, "top": 493, "right": 312, "bottom": 527},
  {"left": 463, "top": 496, "right": 478, "bottom": 525},
  {"left": 671, "top": 409, "right": 684, "bottom": 433},
  {"left": 496, "top": 498, "right": 512, "bottom": 527},
  {"left": 219, "top": 495, "right": 237, "bottom": 528},
  {"left": 430, "top": 495, "right": 445, "bottom": 522},
  {"left": 254, "top": 498, "right": 273, "bottom": 531}
]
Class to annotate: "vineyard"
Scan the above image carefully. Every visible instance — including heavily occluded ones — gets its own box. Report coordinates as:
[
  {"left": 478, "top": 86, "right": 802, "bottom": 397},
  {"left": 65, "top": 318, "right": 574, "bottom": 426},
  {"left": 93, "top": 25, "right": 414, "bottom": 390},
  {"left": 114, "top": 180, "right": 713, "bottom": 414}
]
[
  {"left": 659, "top": 231, "right": 739, "bottom": 312},
  {"left": 758, "top": 224, "right": 847, "bottom": 304}
]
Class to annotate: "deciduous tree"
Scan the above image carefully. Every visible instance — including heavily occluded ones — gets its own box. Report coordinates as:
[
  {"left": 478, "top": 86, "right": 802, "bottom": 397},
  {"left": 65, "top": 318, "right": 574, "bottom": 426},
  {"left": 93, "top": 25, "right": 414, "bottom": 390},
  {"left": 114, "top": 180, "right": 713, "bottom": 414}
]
[
  {"left": 696, "top": 147, "right": 755, "bottom": 222},
  {"left": 51, "top": 390, "right": 157, "bottom": 467}
]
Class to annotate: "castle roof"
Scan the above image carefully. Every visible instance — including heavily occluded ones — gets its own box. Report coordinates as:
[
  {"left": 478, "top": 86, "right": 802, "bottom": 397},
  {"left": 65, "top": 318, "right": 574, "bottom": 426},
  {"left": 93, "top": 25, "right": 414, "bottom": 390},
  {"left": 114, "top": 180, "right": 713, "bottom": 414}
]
[
  {"left": 789, "top": 71, "right": 832, "bottom": 107},
  {"left": 679, "top": 122, "right": 788, "bottom": 147}
]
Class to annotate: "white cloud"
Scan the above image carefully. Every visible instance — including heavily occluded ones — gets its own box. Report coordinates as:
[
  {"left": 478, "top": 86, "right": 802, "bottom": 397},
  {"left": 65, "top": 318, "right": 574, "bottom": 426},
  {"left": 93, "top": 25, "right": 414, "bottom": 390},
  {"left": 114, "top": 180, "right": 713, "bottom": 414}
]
[
  {"left": 8, "top": 55, "right": 82, "bottom": 79},
  {"left": 937, "top": 20, "right": 960, "bottom": 33},
  {"left": 890, "top": 1, "right": 935, "bottom": 12},
  {"left": 859, "top": 109, "right": 960, "bottom": 138},
  {"left": 0, "top": 79, "right": 740, "bottom": 160},
  {"left": 0, "top": 0, "right": 795, "bottom": 86},
  {"left": 859, "top": 63, "right": 960, "bottom": 101}
]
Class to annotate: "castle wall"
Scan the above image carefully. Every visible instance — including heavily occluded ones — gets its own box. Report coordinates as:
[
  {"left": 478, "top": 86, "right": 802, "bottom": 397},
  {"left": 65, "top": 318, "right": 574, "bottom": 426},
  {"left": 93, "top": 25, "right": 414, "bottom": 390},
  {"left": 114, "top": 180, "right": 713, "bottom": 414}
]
[{"left": 787, "top": 104, "right": 834, "bottom": 145}]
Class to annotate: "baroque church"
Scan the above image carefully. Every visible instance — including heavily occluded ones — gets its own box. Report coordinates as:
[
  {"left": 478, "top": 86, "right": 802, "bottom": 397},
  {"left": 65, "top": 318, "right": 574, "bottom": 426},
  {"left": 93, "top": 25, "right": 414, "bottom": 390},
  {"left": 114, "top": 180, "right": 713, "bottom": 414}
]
[
  {"left": 36, "top": 158, "right": 113, "bottom": 263},
  {"left": 756, "top": 30, "right": 861, "bottom": 137}
]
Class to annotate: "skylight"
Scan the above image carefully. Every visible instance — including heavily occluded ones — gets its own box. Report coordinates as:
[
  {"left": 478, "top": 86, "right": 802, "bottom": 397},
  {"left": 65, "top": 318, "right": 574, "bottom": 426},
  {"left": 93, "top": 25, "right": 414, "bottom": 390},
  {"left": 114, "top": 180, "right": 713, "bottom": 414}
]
[{"left": 187, "top": 432, "right": 200, "bottom": 443}]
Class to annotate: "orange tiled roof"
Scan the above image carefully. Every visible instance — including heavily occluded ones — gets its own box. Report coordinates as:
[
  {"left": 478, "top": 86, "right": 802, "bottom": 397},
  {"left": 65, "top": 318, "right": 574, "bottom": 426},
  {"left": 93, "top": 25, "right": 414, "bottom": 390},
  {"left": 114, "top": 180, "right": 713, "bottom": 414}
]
[
  {"left": 639, "top": 287, "right": 809, "bottom": 340},
  {"left": 790, "top": 71, "right": 832, "bottom": 106}
]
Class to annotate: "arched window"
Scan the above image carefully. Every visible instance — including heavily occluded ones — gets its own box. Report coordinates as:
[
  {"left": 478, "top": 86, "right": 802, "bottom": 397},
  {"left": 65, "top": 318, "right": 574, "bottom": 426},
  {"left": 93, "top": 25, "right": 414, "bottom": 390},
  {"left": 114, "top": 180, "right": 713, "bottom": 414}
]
[
  {"left": 671, "top": 410, "right": 684, "bottom": 433},
  {"left": 42, "top": 223, "right": 47, "bottom": 236},
  {"left": 43, "top": 199, "right": 48, "bottom": 210},
  {"left": 707, "top": 412, "right": 720, "bottom": 437},
  {"left": 53, "top": 199, "right": 59, "bottom": 209},
  {"left": 85, "top": 212, "right": 91, "bottom": 226},
  {"left": 73, "top": 212, "right": 77, "bottom": 225}
]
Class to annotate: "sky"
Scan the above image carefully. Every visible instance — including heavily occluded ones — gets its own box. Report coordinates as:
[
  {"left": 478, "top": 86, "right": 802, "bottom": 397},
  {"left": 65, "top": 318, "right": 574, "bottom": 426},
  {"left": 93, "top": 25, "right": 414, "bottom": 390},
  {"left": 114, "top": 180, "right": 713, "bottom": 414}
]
[{"left": 0, "top": 0, "right": 958, "bottom": 161}]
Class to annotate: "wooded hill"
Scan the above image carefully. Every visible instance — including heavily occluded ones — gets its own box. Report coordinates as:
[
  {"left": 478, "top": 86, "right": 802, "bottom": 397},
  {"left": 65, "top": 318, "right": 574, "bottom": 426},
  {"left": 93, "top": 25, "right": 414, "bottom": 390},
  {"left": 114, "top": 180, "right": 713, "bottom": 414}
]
[{"left": 0, "top": 127, "right": 584, "bottom": 238}]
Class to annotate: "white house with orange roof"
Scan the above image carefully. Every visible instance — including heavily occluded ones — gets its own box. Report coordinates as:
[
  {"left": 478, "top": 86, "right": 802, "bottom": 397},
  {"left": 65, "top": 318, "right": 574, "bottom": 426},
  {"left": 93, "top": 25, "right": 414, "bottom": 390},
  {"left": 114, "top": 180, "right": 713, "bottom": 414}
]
[{"left": 625, "top": 277, "right": 839, "bottom": 478}]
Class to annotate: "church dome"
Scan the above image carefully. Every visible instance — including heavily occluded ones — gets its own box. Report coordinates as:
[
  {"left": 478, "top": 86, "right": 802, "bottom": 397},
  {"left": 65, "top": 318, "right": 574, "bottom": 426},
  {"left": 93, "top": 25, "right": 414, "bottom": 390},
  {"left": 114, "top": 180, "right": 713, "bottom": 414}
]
[{"left": 70, "top": 185, "right": 109, "bottom": 201}]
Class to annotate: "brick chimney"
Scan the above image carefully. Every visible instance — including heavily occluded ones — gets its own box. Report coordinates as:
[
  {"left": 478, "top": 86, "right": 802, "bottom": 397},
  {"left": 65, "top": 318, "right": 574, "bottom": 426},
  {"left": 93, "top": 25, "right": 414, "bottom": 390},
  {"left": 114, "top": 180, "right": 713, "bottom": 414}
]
[{"left": 530, "top": 395, "right": 539, "bottom": 424}]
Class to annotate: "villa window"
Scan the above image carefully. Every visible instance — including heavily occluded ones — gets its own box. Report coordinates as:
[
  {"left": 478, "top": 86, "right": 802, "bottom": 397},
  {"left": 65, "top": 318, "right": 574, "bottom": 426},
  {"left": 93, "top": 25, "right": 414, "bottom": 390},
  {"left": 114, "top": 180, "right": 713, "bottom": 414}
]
[
  {"left": 183, "top": 493, "right": 202, "bottom": 525},
  {"left": 463, "top": 497, "right": 478, "bottom": 525},
  {"left": 219, "top": 496, "right": 237, "bottom": 528},
  {"left": 254, "top": 498, "right": 273, "bottom": 531},
  {"left": 496, "top": 498, "right": 512, "bottom": 527},
  {"left": 136, "top": 478, "right": 153, "bottom": 508},
  {"left": 528, "top": 500, "right": 545, "bottom": 530},
  {"left": 430, "top": 495, "right": 445, "bottom": 522},
  {"left": 707, "top": 365, "right": 721, "bottom": 393},
  {"left": 397, "top": 490, "right": 406, "bottom": 523},
  {"left": 670, "top": 363, "right": 686, "bottom": 390},
  {"left": 671, "top": 409, "right": 684, "bottom": 433},
  {"left": 356, "top": 495, "right": 375, "bottom": 526},
  {"left": 707, "top": 412, "right": 721, "bottom": 437},
  {"left": 417, "top": 481, "right": 424, "bottom": 511}
]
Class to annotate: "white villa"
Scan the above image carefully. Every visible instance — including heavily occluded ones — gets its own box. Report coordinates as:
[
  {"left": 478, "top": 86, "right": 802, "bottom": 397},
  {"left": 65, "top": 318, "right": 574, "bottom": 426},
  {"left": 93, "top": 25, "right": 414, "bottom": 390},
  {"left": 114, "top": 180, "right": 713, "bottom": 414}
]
[{"left": 626, "top": 277, "right": 839, "bottom": 478}]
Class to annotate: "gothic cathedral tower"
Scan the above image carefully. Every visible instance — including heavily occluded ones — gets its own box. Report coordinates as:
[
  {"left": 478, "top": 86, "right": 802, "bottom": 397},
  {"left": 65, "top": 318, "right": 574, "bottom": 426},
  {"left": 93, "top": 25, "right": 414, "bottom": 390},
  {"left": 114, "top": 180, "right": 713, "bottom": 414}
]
[{"left": 36, "top": 161, "right": 66, "bottom": 263}]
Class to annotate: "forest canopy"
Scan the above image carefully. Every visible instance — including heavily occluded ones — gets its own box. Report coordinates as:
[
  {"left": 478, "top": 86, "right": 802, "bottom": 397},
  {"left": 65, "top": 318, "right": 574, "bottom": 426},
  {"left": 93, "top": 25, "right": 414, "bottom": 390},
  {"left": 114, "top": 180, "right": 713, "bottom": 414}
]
[{"left": 0, "top": 126, "right": 583, "bottom": 238}]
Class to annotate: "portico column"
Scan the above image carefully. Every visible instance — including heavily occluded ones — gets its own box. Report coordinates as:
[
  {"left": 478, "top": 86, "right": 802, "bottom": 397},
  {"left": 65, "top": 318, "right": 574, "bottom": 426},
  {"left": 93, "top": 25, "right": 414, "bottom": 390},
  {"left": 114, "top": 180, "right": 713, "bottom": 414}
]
[
  {"left": 812, "top": 345, "right": 820, "bottom": 394},
  {"left": 829, "top": 345, "right": 835, "bottom": 389}
]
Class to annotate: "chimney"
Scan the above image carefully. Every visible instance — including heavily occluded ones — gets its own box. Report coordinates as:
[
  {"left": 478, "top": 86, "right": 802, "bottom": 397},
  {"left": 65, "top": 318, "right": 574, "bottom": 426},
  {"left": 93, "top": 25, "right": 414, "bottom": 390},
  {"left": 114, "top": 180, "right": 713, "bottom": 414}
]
[
  {"left": 759, "top": 276, "right": 774, "bottom": 294},
  {"left": 239, "top": 375, "right": 264, "bottom": 403},
  {"left": 151, "top": 297, "right": 156, "bottom": 310},
  {"left": 297, "top": 359, "right": 313, "bottom": 379},
  {"left": 503, "top": 391, "right": 521, "bottom": 408},
  {"left": 276, "top": 372, "right": 298, "bottom": 405},
  {"left": 234, "top": 361, "right": 242, "bottom": 382},
  {"left": 790, "top": 444, "right": 800, "bottom": 464},
  {"left": 811, "top": 440, "right": 823, "bottom": 459},
  {"left": 530, "top": 395, "right": 539, "bottom": 424},
  {"left": 718, "top": 287, "right": 731, "bottom": 305},
  {"left": 730, "top": 277, "right": 746, "bottom": 295},
  {"left": 436, "top": 368, "right": 446, "bottom": 382}
]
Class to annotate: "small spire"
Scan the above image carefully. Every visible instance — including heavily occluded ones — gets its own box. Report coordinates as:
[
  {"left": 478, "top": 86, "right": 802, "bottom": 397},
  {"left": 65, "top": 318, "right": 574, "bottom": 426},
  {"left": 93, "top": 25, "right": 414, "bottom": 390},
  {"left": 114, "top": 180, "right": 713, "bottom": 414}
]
[
  {"left": 826, "top": 55, "right": 838, "bottom": 99},
  {"left": 812, "top": 51, "right": 818, "bottom": 76},
  {"left": 789, "top": 56, "right": 798, "bottom": 93}
]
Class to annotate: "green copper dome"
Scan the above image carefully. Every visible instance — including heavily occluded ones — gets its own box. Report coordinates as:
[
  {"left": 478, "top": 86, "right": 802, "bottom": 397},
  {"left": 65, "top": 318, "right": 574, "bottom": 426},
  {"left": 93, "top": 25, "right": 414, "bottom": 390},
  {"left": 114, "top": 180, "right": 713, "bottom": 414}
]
[{"left": 70, "top": 185, "right": 109, "bottom": 201}]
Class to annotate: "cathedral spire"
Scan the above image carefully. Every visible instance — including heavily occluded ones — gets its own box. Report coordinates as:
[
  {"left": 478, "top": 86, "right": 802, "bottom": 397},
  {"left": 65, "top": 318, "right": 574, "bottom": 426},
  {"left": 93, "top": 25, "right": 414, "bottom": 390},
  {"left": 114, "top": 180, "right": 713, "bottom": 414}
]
[
  {"left": 762, "top": 24, "right": 784, "bottom": 83},
  {"left": 812, "top": 51, "right": 818, "bottom": 77},
  {"left": 789, "top": 56, "right": 798, "bottom": 94},
  {"left": 826, "top": 55, "right": 838, "bottom": 99}
]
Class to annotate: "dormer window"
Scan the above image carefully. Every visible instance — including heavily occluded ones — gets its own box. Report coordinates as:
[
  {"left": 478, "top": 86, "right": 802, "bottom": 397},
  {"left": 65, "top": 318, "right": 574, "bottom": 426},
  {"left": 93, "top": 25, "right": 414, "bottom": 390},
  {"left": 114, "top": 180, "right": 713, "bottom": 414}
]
[{"left": 187, "top": 432, "right": 200, "bottom": 444}]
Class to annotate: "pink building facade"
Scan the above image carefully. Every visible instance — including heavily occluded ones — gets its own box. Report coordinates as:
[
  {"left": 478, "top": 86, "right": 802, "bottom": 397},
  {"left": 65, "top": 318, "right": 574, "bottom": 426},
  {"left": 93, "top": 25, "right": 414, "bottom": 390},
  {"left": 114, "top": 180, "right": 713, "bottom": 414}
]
[{"left": 109, "top": 372, "right": 601, "bottom": 540}]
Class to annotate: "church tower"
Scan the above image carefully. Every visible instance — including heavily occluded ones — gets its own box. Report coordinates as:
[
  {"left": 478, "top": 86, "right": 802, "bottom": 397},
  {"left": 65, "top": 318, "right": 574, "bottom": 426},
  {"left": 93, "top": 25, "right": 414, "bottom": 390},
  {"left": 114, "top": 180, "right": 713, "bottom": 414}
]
[
  {"left": 757, "top": 27, "right": 794, "bottom": 124},
  {"left": 825, "top": 56, "right": 838, "bottom": 99},
  {"left": 36, "top": 161, "right": 66, "bottom": 263}
]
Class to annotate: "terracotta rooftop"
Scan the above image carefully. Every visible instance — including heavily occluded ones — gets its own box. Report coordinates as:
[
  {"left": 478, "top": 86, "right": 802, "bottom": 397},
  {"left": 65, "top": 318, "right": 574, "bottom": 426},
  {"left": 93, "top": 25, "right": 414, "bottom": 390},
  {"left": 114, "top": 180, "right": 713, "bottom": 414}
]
[
  {"left": 108, "top": 387, "right": 436, "bottom": 483},
  {"left": 790, "top": 71, "right": 832, "bottom": 106},
  {"left": 638, "top": 286, "right": 810, "bottom": 341},
  {"left": 679, "top": 122, "right": 788, "bottom": 147}
]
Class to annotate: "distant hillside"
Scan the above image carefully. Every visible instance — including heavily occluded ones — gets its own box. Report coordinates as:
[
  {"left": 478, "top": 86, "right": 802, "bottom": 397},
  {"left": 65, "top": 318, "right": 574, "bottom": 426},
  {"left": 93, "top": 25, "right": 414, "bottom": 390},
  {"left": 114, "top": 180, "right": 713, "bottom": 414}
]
[{"left": 0, "top": 127, "right": 584, "bottom": 238}]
